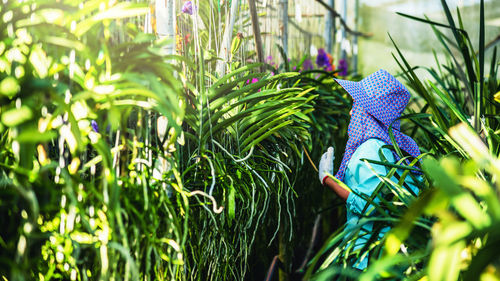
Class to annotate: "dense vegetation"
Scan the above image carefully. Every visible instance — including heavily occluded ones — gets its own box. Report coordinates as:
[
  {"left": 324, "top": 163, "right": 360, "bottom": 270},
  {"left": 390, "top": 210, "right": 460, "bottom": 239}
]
[{"left": 0, "top": 0, "right": 498, "bottom": 281}]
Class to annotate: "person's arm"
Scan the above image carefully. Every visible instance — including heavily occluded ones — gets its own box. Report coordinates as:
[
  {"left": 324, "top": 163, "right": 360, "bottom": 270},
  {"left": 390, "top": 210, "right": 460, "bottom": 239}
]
[
  {"left": 324, "top": 176, "right": 350, "bottom": 201},
  {"left": 318, "top": 147, "right": 351, "bottom": 201}
]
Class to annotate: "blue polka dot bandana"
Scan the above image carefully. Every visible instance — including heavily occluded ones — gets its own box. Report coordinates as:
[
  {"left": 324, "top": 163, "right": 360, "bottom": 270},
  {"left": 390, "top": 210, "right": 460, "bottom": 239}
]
[{"left": 334, "top": 69, "right": 421, "bottom": 182}]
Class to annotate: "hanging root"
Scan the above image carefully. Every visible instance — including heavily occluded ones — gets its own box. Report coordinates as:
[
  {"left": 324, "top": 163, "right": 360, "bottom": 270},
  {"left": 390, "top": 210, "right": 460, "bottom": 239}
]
[
  {"left": 211, "top": 140, "right": 254, "bottom": 163},
  {"left": 189, "top": 190, "right": 224, "bottom": 214},
  {"left": 204, "top": 155, "right": 217, "bottom": 196}
]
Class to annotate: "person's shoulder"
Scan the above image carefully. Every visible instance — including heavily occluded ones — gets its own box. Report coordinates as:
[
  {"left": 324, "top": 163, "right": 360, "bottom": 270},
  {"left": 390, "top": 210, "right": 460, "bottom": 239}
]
[
  {"left": 346, "top": 138, "right": 394, "bottom": 178},
  {"left": 352, "top": 138, "right": 394, "bottom": 162},
  {"left": 358, "top": 138, "right": 386, "bottom": 150}
]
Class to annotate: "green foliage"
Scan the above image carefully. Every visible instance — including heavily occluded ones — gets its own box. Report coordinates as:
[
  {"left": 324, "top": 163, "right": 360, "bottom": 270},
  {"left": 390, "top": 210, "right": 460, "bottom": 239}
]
[
  {"left": 0, "top": 1, "right": 189, "bottom": 280},
  {"left": 0, "top": 1, "right": 349, "bottom": 280},
  {"left": 249, "top": 52, "right": 353, "bottom": 279}
]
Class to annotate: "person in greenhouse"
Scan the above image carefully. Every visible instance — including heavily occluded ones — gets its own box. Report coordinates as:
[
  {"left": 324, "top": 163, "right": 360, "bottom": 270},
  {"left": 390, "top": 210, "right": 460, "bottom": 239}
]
[{"left": 318, "top": 69, "right": 421, "bottom": 270}]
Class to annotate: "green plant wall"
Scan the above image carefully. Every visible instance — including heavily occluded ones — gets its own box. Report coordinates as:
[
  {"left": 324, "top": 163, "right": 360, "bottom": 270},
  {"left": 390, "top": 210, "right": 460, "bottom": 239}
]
[{"left": 0, "top": 1, "right": 352, "bottom": 280}]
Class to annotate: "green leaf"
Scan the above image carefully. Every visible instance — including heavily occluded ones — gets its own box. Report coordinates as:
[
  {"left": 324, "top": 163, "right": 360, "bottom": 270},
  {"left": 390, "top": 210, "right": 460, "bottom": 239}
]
[
  {"left": 44, "top": 36, "right": 86, "bottom": 52},
  {"left": 16, "top": 129, "right": 57, "bottom": 143},
  {"left": 428, "top": 240, "right": 465, "bottom": 281},
  {"left": 389, "top": 34, "right": 448, "bottom": 130},
  {"left": 210, "top": 63, "right": 263, "bottom": 89},
  {"left": 228, "top": 180, "right": 236, "bottom": 222},
  {"left": 463, "top": 232, "right": 500, "bottom": 281},
  {"left": 93, "top": 3, "right": 149, "bottom": 21},
  {"left": 428, "top": 81, "right": 469, "bottom": 124},
  {"left": 422, "top": 156, "right": 491, "bottom": 229},
  {"left": 495, "top": 91, "right": 500, "bottom": 103},
  {"left": 449, "top": 123, "right": 493, "bottom": 167},
  {"left": 385, "top": 189, "right": 436, "bottom": 256},
  {"left": 241, "top": 120, "right": 293, "bottom": 153},
  {"left": 29, "top": 46, "right": 51, "bottom": 78},
  {"left": 1, "top": 106, "right": 33, "bottom": 127},
  {"left": 75, "top": 3, "right": 149, "bottom": 37},
  {"left": 477, "top": 0, "right": 485, "bottom": 133},
  {"left": 0, "top": 77, "right": 20, "bottom": 98}
]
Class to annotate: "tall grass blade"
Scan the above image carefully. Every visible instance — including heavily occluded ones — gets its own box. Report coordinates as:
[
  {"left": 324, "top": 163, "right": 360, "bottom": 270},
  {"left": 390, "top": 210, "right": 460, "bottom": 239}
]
[
  {"left": 440, "top": 0, "right": 477, "bottom": 88},
  {"left": 476, "top": 0, "right": 485, "bottom": 132},
  {"left": 389, "top": 34, "right": 448, "bottom": 129}
]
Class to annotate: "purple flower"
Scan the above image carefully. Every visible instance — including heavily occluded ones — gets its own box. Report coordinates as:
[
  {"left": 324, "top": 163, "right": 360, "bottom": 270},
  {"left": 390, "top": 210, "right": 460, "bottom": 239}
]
[
  {"left": 302, "top": 59, "right": 313, "bottom": 71},
  {"left": 316, "top": 48, "right": 330, "bottom": 68},
  {"left": 292, "top": 66, "right": 297, "bottom": 71},
  {"left": 246, "top": 78, "right": 259, "bottom": 84},
  {"left": 91, "top": 120, "right": 99, "bottom": 132},
  {"left": 338, "top": 59, "right": 348, "bottom": 76},
  {"left": 265, "top": 55, "right": 276, "bottom": 66},
  {"left": 246, "top": 77, "right": 261, "bottom": 92},
  {"left": 182, "top": 1, "right": 193, "bottom": 15}
]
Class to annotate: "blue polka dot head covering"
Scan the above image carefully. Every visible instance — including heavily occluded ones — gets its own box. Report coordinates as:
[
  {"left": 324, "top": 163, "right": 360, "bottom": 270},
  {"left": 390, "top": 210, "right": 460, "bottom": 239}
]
[{"left": 334, "top": 69, "right": 421, "bottom": 182}]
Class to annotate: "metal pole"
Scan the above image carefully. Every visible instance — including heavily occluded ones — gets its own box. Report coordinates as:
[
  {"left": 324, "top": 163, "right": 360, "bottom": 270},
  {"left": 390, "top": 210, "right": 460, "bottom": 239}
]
[
  {"left": 324, "top": 0, "right": 335, "bottom": 54},
  {"left": 216, "top": 0, "right": 240, "bottom": 76},
  {"left": 353, "top": 0, "right": 359, "bottom": 75},
  {"left": 280, "top": 0, "right": 289, "bottom": 58},
  {"left": 332, "top": 0, "right": 336, "bottom": 53},
  {"left": 340, "top": 0, "right": 347, "bottom": 61},
  {"left": 155, "top": 0, "right": 176, "bottom": 55}
]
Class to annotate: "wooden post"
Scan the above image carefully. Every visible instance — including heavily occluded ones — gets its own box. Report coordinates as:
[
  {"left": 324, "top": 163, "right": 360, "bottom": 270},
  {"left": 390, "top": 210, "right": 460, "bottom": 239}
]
[
  {"left": 279, "top": 0, "right": 289, "bottom": 58},
  {"left": 248, "top": 0, "right": 264, "bottom": 70}
]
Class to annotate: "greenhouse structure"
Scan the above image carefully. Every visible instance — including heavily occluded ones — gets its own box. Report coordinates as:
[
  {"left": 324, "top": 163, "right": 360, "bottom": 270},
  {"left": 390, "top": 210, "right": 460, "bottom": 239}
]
[{"left": 1, "top": 0, "right": 500, "bottom": 280}]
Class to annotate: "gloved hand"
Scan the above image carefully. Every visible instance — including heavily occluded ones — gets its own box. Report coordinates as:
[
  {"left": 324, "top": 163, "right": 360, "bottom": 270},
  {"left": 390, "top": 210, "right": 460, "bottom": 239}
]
[{"left": 319, "top": 147, "right": 335, "bottom": 185}]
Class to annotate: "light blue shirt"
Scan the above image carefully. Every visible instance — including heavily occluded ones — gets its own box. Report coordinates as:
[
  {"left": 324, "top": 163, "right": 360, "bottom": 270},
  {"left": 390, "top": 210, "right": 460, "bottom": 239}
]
[{"left": 343, "top": 138, "right": 420, "bottom": 269}]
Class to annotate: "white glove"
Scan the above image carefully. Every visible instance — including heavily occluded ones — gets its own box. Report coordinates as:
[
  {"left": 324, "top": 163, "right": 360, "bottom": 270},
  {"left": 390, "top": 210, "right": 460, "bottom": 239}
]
[{"left": 319, "top": 147, "right": 335, "bottom": 185}]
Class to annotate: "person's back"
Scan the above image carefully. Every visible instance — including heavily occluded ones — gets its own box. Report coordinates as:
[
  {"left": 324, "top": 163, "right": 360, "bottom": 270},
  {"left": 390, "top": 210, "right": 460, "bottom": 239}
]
[{"left": 344, "top": 138, "right": 421, "bottom": 269}]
